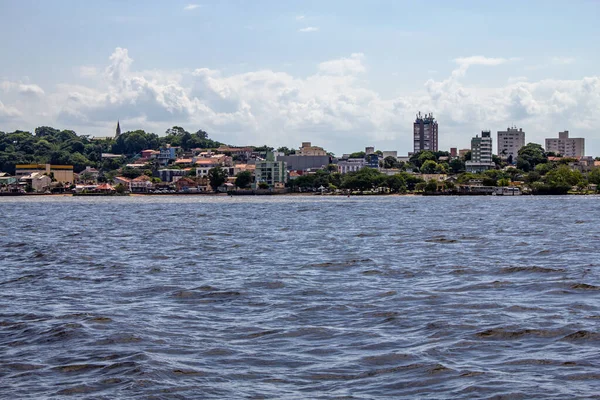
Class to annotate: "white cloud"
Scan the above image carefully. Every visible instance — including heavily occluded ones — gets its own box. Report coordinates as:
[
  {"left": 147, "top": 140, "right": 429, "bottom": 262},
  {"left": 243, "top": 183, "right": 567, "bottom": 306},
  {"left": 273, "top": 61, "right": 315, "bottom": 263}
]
[
  {"left": 298, "top": 26, "right": 319, "bottom": 33},
  {"left": 318, "top": 53, "right": 365, "bottom": 75},
  {"left": 18, "top": 84, "right": 45, "bottom": 97},
  {"left": 296, "top": 15, "right": 305, "bottom": 21},
  {"left": 184, "top": 4, "right": 200, "bottom": 11},
  {"left": 454, "top": 56, "right": 510, "bottom": 67},
  {"left": 0, "top": 100, "right": 22, "bottom": 121},
  {"left": 1, "top": 81, "right": 45, "bottom": 97}
]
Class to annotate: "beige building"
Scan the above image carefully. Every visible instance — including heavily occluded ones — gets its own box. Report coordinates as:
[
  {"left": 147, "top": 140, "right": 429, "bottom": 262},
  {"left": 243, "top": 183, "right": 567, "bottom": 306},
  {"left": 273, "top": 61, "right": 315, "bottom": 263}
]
[
  {"left": 297, "top": 142, "right": 327, "bottom": 156},
  {"left": 15, "top": 164, "right": 74, "bottom": 183},
  {"left": 545, "top": 131, "right": 585, "bottom": 157},
  {"left": 497, "top": 127, "right": 525, "bottom": 161},
  {"left": 20, "top": 172, "right": 52, "bottom": 192}
]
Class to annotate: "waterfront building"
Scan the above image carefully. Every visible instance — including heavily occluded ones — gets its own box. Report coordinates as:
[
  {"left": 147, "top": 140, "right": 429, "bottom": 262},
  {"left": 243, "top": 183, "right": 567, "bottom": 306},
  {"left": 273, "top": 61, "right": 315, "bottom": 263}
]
[
  {"left": 545, "top": 131, "right": 585, "bottom": 158},
  {"left": 15, "top": 164, "right": 74, "bottom": 183},
  {"left": 297, "top": 142, "right": 327, "bottom": 156},
  {"left": 497, "top": 126, "right": 525, "bottom": 162},
  {"left": 19, "top": 172, "right": 52, "bottom": 192},
  {"left": 157, "top": 169, "right": 187, "bottom": 182},
  {"left": 253, "top": 160, "right": 287, "bottom": 188},
  {"left": 465, "top": 131, "right": 495, "bottom": 173},
  {"left": 413, "top": 112, "right": 438, "bottom": 153}
]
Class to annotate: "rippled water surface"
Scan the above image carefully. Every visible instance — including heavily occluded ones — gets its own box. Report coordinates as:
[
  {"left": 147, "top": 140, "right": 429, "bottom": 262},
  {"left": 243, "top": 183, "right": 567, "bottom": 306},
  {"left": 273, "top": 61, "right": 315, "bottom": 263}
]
[{"left": 1, "top": 195, "right": 599, "bottom": 399}]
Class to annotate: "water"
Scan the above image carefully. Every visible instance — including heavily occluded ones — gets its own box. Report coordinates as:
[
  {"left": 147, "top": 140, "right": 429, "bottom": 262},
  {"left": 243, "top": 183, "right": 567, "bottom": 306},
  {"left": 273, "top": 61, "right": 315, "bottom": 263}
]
[{"left": 1, "top": 195, "right": 599, "bottom": 399}]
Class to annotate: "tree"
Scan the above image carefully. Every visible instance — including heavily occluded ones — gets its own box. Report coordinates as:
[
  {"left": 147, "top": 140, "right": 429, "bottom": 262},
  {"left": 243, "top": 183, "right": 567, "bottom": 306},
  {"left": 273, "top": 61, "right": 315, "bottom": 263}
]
[
  {"left": 386, "top": 174, "right": 406, "bottom": 193},
  {"left": 383, "top": 156, "right": 399, "bottom": 169},
  {"left": 115, "top": 183, "right": 126, "bottom": 194},
  {"left": 349, "top": 151, "right": 366, "bottom": 159},
  {"left": 258, "top": 182, "right": 269, "bottom": 189},
  {"left": 449, "top": 158, "right": 465, "bottom": 173},
  {"left": 235, "top": 171, "right": 252, "bottom": 188},
  {"left": 420, "top": 160, "right": 438, "bottom": 174},
  {"left": 208, "top": 166, "right": 227, "bottom": 191},
  {"left": 424, "top": 179, "right": 438, "bottom": 193},
  {"left": 517, "top": 143, "right": 547, "bottom": 172}
]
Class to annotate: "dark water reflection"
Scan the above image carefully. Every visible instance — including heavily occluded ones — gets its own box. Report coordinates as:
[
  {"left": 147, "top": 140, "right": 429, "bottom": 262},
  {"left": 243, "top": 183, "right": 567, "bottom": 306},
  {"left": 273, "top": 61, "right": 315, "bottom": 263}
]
[{"left": 1, "top": 195, "right": 599, "bottom": 398}]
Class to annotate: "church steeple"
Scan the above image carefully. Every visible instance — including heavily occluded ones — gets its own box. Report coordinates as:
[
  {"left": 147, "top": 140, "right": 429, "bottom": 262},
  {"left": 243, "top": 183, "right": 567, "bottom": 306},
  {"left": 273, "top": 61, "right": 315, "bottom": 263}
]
[{"left": 115, "top": 120, "right": 121, "bottom": 138}]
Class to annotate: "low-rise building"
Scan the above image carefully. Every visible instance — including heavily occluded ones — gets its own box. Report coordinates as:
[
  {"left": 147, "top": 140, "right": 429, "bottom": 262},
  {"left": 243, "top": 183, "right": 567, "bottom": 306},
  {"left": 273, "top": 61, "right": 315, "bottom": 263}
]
[
  {"left": 338, "top": 158, "right": 367, "bottom": 174},
  {"left": 19, "top": 172, "right": 52, "bottom": 192},
  {"left": 157, "top": 169, "right": 187, "bottom": 182},
  {"left": 131, "top": 175, "right": 153, "bottom": 193},
  {"left": 15, "top": 164, "right": 74, "bottom": 183}
]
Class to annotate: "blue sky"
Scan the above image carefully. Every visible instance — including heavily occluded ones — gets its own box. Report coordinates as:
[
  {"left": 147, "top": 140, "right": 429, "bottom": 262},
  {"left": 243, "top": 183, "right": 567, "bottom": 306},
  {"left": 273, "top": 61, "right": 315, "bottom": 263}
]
[{"left": 0, "top": 0, "right": 599, "bottom": 155}]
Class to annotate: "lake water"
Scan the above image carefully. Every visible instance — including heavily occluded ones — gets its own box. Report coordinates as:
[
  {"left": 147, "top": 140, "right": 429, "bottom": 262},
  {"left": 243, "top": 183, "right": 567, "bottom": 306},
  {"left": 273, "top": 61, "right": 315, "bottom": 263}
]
[{"left": 1, "top": 195, "right": 599, "bottom": 399}]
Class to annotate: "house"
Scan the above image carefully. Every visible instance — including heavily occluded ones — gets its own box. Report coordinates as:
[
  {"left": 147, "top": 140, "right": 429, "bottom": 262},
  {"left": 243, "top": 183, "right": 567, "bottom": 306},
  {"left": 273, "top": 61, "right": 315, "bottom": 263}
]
[
  {"left": 157, "top": 169, "right": 187, "bottom": 183},
  {"left": 19, "top": 172, "right": 52, "bottom": 192},
  {"left": 175, "top": 177, "right": 197, "bottom": 192},
  {"left": 131, "top": 175, "right": 153, "bottom": 193},
  {"left": 95, "top": 183, "right": 116, "bottom": 194},
  {"left": 113, "top": 176, "right": 132, "bottom": 191},
  {"left": 79, "top": 166, "right": 100, "bottom": 181}
]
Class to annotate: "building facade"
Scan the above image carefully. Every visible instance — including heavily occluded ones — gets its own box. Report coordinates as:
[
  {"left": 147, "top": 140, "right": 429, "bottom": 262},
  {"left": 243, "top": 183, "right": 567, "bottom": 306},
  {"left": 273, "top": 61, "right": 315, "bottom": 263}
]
[
  {"left": 413, "top": 112, "right": 438, "bottom": 153},
  {"left": 297, "top": 142, "right": 327, "bottom": 156},
  {"left": 253, "top": 161, "right": 287, "bottom": 188},
  {"left": 465, "top": 131, "right": 495, "bottom": 173},
  {"left": 337, "top": 158, "right": 367, "bottom": 174},
  {"left": 497, "top": 127, "right": 525, "bottom": 161},
  {"left": 545, "top": 131, "right": 585, "bottom": 158},
  {"left": 15, "top": 164, "right": 74, "bottom": 183}
]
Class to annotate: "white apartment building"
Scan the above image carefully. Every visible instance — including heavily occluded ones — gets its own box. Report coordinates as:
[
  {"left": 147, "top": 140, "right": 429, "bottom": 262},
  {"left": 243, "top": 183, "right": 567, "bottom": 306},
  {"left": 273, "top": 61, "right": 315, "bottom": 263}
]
[
  {"left": 545, "top": 131, "right": 585, "bottom": 158},
  {"left": 466, "top": 130, "right": 495, "bottom": 173},
  {"left": 497, "top": 127, "right": 525, "bottom": 161}
]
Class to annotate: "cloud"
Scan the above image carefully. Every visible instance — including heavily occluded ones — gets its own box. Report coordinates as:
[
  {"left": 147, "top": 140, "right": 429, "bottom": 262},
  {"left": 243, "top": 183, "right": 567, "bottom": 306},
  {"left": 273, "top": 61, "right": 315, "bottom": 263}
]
[
  {"left": 18, "top": 84, "right": 45, "bottom": 97},
  {"left": 296, "top": 15, "right": 305, "bottom": 21},
  {"left": 454, "top": 56, "right": 510, "bottom": 67},
  {"left": 1, "top": 81, "right": 45, "bottom": 97},
  {"left": 298, "top": 26, "right": 319, "bottom": 33},
  {"left": 184, "top": 4, "right": 200, "bottom": 11},
  {"left": 318, "top": 53, "right": 365, "bottom": 75},
  {"left": 0, "top": 100, "right": 22, "bottom": 121}
]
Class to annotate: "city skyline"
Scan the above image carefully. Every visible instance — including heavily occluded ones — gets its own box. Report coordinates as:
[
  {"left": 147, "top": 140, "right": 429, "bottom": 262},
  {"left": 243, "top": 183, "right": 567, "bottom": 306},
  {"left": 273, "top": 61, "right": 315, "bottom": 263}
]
[{"left": 0, "top": 0, "right": 599, "bottom": 155}]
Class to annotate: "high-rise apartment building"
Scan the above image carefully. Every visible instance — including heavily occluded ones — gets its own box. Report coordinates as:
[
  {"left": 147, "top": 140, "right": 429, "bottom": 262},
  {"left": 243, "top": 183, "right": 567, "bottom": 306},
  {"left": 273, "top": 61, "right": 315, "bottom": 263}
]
[
  {"left": 465, "top": 131, "right": 495, "bottom": 173},
  {"left": 545, "top": 131, "right": 585, "bottom": 158},
  {"left": 497, "top": 127, "right": 525, "bottom": 162},
  {"left": 413, "top": 112, "right": 438, "bottom": 153}
]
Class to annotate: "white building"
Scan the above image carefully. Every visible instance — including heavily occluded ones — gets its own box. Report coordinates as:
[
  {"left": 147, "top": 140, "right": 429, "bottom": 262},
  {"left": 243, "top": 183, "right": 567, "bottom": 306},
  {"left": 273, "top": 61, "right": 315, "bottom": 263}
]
[
  {"left": 337, "top": 158, "right": 367, "bottom": 174},
  {"left": 545, "top": 131, "right": 585, "bottom": 158},
  {"left": 497, "top": 127, "right": 525, "bottom": 162},
  {"left": 382, "top": 151, "right": 398, "bottom": 160},
  {"left": 466, "top": 131, "right": 495, "bottom": 173}
]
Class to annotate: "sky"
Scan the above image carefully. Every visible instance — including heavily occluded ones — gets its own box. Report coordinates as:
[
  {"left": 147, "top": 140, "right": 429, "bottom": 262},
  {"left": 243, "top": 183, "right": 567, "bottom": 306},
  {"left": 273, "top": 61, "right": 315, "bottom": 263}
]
[{"left": 0, "top": 0, "right": 599, "bottom": 156}]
